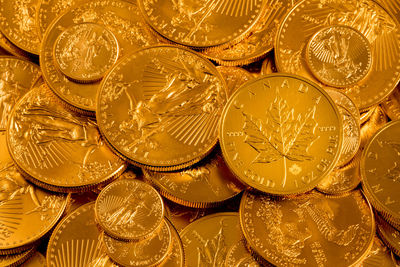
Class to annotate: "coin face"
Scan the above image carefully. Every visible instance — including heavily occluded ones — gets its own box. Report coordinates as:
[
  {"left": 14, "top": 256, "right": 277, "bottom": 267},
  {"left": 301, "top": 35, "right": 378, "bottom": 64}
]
[
  {"left": 7, "top": 85, "right": 126, "bottom": 192},
  {"left": 180, "top": 212, "right": 242, "bottom": 267},
  {"left": 220, "top": 74, "right": 342, "bottom": 195},
  {"left": 95, "top": 180, "right": 164, "bottom": 241},
  {"left": 144, "top": 152, "right": 244, "bottom": 208},
  {"left": 40, "top": 0, "right": 158, "bottom": 113},
  {"left": 216, "top": 66, "right": 254, "bottom": 97},
  {"left": 357, "top": 235, "right": 398, "bottom": 267},
  {"left": 0, "top": 56, "right": 41, "bottom": 129},
  {"left": 361, "top": 120, "right": 400, "bottom": 226},
  {"left": 240, "top": 190, "right": 375, "bottom": 266},
  {"left": 53, "top": 23, "right": 119, "bottom": 83},
  {"left": 0, "top": 32, "right": 32, "bottom": 60},
  {"left": 0, "top": 131, "right": 68, "bottom": 250},
  {"left": 317, "top": 151, "right": 361, "bottom": 195},
  {"left": 97, "top": 45, "right": 227, "bottom": 170},
  {"left": 0, "top": 0, "right": 41, "bottom": 54},
  {"left": 275, "top": 0, "right": 400, "bottom": 111},
  {"left": 202, "top": 0, "right": 296, "bottom": 65},
  {"left": 47, "top": 203, "right": 116, "bottom": 267},
  {"left": 102, "top": 219, "right": 172, "bottom": 267},
  {"left": 37, "top": 0, "right": 90, "bottom": 39},
  {"left": 225, "top": 241, "right": 261, "bottom": 267},
  {"left": 306, "top": 25, "right": 372, "bottom": 88},
  {"left": 138, "top": 0, "right": 264, "bottom": 49}
]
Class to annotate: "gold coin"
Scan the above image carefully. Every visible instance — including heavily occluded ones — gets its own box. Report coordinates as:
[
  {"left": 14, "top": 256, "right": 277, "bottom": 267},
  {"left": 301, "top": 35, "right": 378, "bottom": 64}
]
[
  {"left": 376, "top": 213, "right": 400, "bottom": 257},
  {"left": 202, "top": 0, "right": 296, "bottom": 66},
  {"left": 36, "top": 0, "right": 90, "bottom": 39},
  {"left": 159, "top": 218, "right": 185, "bottom": 267},
  {"left": 95, "top": 180, "right": 164, "bottom": 241},
  {"left": 305, "top": 25, "right": 372, "bottom": 88},
  {"left": 7, "top": 85, "right": 126, "bottom": 192},
  {"left": 64, "top": 191, "right": 98, "bottom": 217},
  {"left": 356, "top": 236, "right": 397, "bottom": 267},
  {"left": 361, "top": 120, "right": 400, "bottom": 227},
  {"left": 360, "top": 106, "right": 388, "bottom": 150},
  {"left": 275, "top": 0, "right": 400, "bottom": 111},
  {"left": 326, "top": 89, "right": 360, "bottom": 122},
  {"left": 260, "top": 52, "right": 277, "bottom": 75},
  {"left": 382, "top": 84, "right": 400, "bottom": 121},
  {"left": 240, "top": 190, "right": 375, "bottom": 266},
  {"left": 97, "top": 45, "right": 227, "bottom": 170},
  {"left": 220, "top": 74, "right": 342, "bottom": 195},
  {"left": 53, "top": 23, "right": 119, "bottom": 83},
  {"left": 316, "top": 151, "right": 361, "bottom": 195},
  {"left": 0, "top": 0, "right": 41, "bottom": 55},
  {"left": 0, "top": 130, "right": 68, "bottom": 251},
  {"left": 180, "top": 212, "right": 242, "bottom": 267},
  {"left": 0, "top": 56, "right": 41, "bottom": 129},
  {"left": 47, "top": 202, "right": 116, "bottom": 267},
  {"left": 143, "top": 151, "right": 244, "bottom": 208},
  {"left": 225, "top": 241, "right": 261, "bottom": 267},
  {"left": 102, "top": 219, "right": 172, "bottom": 267},
  {"left": 40, "top": 0, "right": 158, "bottom": 114},
  {"left": 360, "top": 106, "right": 378, "bottom": 125},
  {"left": 138, "top": 0, "right": 264, "bottom": 49},
  {"left": 93, "top": 168, "right": 138, "bottom": 194},
  {"left": 217, "top": 66, "right": 254, "bottom": 97},
  {"left": 0, "top": 247, "right": 35, "bottom": 267},
  {"left": 376, "top": 0, "right": 400, "bottom": 23},
  {"left": 21, "top": 252, "right": 46, "bottom": 267}
]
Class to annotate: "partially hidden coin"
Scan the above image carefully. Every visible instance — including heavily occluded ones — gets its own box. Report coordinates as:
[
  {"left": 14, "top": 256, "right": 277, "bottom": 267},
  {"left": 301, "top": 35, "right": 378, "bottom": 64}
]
[
  {"left": 382, "top": 84, "right": 400, "bottom": 121},
  {"left": 7, "top": 85, "right": 126, "bottom": 192},
  {"left": 53, "top": 23, "right": 119, "bottom": 83},
  {"left": 102, "top": 218, "right": 172, "bottom": 267},
  {"left": 224, "top": 240, "right": 261, "bottom": 267},
  {"left": 97, "top": 45, "right": 227, "bottom": 171},
  {"left": 376, "top": 213, "right": 400, "bottom": 257},
  {"left": 356, "top": 235, "right": 398, "bottom": 267},
  {"left": 220, "top": 74, "right": 342, "bottom": 195},
  {"left": 217, "top": 66, "right": 254, "bottom": 97},
  {"left": 0, "top": 247, "right": 35, "bottom": 267},
  {"left": 0, "top": 130, "right": 68, "bottom": 252},
  {"left": 138, "top": 0, "right": 264, "bottom": 49},
  {"left": 361, "top": 120, "right": 400, "bottom": 227},
  {"left": 0, "top": 56, "right": 41, "bottom": 130},
  {"left": 180, "top": 212, "right": 242, "bottom": 267},
  {"left": 240, "top": 190, "right": 375, "bottom": 266},
  {"left": 20, "top": 252, "right": 46, "bottom": 267},
  {"left": 95, "top": 179, "right": 164, "bottom": 241}
]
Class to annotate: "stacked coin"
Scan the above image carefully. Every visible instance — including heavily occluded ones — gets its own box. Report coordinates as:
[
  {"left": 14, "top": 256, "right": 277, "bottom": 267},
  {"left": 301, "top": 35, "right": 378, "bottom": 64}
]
[{"left": 0, "top": 0, "right": 399, "bottom": 265}]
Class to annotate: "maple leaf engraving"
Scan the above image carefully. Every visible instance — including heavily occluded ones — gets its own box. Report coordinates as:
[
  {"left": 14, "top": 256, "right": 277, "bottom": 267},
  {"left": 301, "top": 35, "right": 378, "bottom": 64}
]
[
  {"left": 242, "top": 85, "right": 319, "bottom": 186},
  {"left": 196, "top": 219, "right": 227, "bottom": 266}
]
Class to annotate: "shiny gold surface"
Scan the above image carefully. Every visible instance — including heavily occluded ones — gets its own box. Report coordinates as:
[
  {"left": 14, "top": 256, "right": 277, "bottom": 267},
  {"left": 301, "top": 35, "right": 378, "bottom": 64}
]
[
  {"left": 0, "top": 0, "right": 41, "bottom": 55},
  {"left": 40, "top": 0, "right": 158, "bottom": 113},
  {"left": 160, "top": 218, "right": 185, "bottom": 267},
  {"left": 362, "top": 120, "right": 400, "bottom": 227},
  {"left": 225, "top": 240, "right": 261, "bottom": 267},
  {"left": 220, "top": 74, "right": 342, "bottom": 195},
  {"left": 356, "top": 236, "right": 397, "bottom": 267},
  {"left": 382, "top": 84, "right": 400, "bottom": 121},
  {"left": 0, "top": 56, "right": 41, "bottom": 129},
  {"left": 305, "top": 25, "right": 372, "bottom": 88},
  {"left": 260, "top": 52, "right": 278, "bottom": 75},
  {"left": 376, "top": 213, "right": 400, "bottom": 257},
  {"left": 143, "top": 151, "right": 244, "bottom": 208},
  {"left": 360, "top": 106, "right": 388, "bottom": 150},
  {"left": 240, "top": 190, "right": 375, "bottom": 266},
  {"left": 0, "top": 130, "right": 68, "bottom": 251},
  {"left": 7, "top": 85, "right": 126, "bottom": 192},
  {"left": 180, "top": 212, "right": 242, "bottom": 267},
  {"left": 102, "top": 219, "right": 172, "bottom": 267},
  {"left": 275, "top": 0, "right": 400, "bottom": 111},
  {"left": 0, "top": 247, "right": 35, "bottom": 267},
  {"left": 0, "top": 32, "right": 32, "bottom": 61},
  {"left": 97, "top": 45, "right": 227, "bottom": 170},
  {"left": 138, "top": 0, "right": 264, "bottom": 49},
  {"left": 95, "top": 180, "right": 164, "bottom": 241},
  {"left": 53, "top": 23, "right": 119, "bottom": 83}
]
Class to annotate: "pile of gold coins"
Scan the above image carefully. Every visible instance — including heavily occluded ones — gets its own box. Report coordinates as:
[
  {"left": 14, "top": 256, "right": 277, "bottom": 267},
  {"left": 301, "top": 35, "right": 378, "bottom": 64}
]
[{"left": 0, "top": 0, "right": 399, "bottom": 266}]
